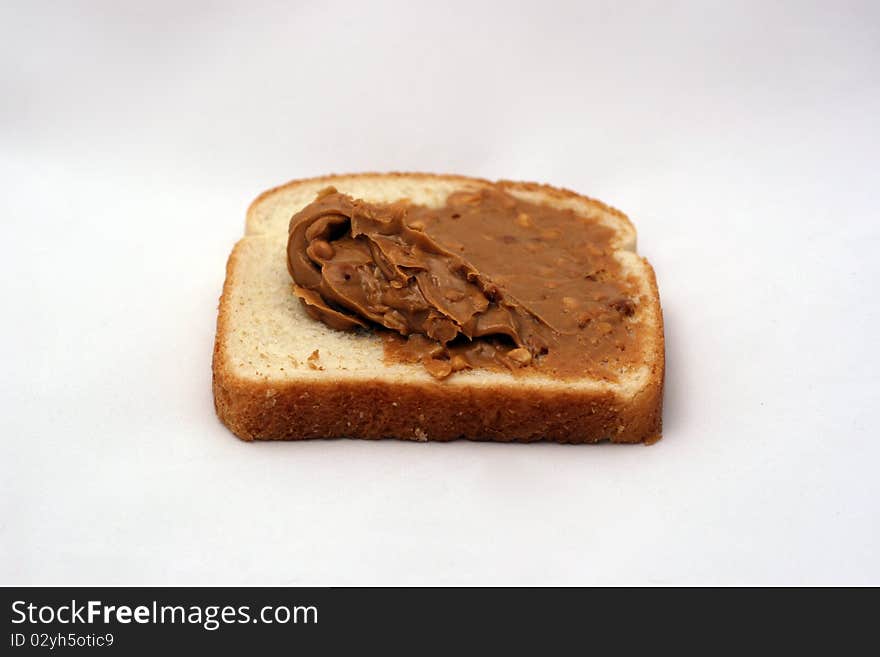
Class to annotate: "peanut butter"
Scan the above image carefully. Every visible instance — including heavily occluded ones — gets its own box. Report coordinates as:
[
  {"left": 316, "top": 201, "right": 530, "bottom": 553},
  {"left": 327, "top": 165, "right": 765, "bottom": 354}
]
[{"left": 287, "top": 186, "right": 639, "bottom": 380}]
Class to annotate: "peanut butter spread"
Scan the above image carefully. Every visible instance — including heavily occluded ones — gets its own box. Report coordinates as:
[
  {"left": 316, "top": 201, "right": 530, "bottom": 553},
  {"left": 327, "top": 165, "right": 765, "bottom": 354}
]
[{"left": 287, "top": 186, "right": 640, "bottom": 380}]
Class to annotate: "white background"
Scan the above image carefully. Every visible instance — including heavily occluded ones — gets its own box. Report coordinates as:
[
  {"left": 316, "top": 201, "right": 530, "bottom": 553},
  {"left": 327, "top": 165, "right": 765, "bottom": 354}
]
[{"left": 2, "top": 0, "right": 878, "bottom": 585}]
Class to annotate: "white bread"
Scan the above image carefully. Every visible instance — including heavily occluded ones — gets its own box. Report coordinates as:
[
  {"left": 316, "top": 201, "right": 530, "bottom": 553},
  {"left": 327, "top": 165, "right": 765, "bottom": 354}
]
[{"left": 213, "top": 173, "right": 664, "bottom": 443}]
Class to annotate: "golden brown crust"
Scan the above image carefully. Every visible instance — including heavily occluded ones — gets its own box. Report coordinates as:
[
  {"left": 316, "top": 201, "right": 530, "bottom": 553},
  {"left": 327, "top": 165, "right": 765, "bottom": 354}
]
[
  {"left": 216, "top": 173, "right": 664, "bottom": 444},
  {"left": 213, "top": 372, "right": 662, "bottom": 443},
  {"left": 246, "top": 171, "right": 634, "bottom": 235},
  {"left": 246, "top": 171, "right": 493, "bottom": 226}
]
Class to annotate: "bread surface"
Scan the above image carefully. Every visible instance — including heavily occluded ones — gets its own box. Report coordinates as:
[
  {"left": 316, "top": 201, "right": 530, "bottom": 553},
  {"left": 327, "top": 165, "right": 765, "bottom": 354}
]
[{"left": 213, "top": 173, "right": 664, "bottom": 443}]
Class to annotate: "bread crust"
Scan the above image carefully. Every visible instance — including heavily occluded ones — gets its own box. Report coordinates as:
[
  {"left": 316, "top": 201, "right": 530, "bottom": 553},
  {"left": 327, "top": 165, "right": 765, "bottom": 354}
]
[
  {"left": 215, "top": 173, "right": 663, "bottom": 444},
  {"left": 246, "top": 171, "right": 635, "bottom": 236}
]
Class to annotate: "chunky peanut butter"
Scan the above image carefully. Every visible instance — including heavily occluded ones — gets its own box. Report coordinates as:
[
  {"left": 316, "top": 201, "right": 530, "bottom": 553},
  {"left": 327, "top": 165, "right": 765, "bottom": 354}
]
[{"left": 287, "top": 186, "right": 639, "bottom": 380}]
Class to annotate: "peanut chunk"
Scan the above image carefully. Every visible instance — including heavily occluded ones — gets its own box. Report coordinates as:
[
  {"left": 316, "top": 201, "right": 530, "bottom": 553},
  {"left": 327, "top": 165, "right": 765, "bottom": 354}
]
[
  {"left": 307, "top": 349, "right": 324, "bottom": 370},
  {"left": 450, "top": 355, "right": 471, "bottom": 372},
  {"left": 424, "top": 358, "right": 453, "bottom": 379},
  {"left": 309, "top": 239, "right": 334, "bottom": 260},
  {"left": 609, "top": 297, "right": 636, "bottom": 316},
  {"left": 507, "top": 348, "right": 532, "bottom": 366},
  {"left": 517, "top": 212, "right": 533, "bottom": 228}
]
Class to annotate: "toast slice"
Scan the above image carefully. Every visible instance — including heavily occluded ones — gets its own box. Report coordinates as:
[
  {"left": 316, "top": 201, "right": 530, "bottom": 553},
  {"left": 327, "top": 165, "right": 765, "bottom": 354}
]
[{"left": 213, "top": 173, "right": 664, "bottom": 443}]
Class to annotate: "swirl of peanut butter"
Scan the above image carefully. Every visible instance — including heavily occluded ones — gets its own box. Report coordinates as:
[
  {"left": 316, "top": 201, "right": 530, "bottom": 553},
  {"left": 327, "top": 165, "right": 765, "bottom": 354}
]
[{"left": 287, "top": 186, "right": 638, "bottom": 380}]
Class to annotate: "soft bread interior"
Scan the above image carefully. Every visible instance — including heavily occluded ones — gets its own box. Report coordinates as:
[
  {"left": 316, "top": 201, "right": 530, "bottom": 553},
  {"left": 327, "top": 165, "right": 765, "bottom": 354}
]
[{"left": 220, "top": 174, "right": 659, "bottom": 398}]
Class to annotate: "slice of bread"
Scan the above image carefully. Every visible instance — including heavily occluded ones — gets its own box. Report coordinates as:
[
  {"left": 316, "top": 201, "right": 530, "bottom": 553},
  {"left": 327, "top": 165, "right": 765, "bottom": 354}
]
[{"left": 213, "top": 173, "right": 664, "bottom": 443}]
